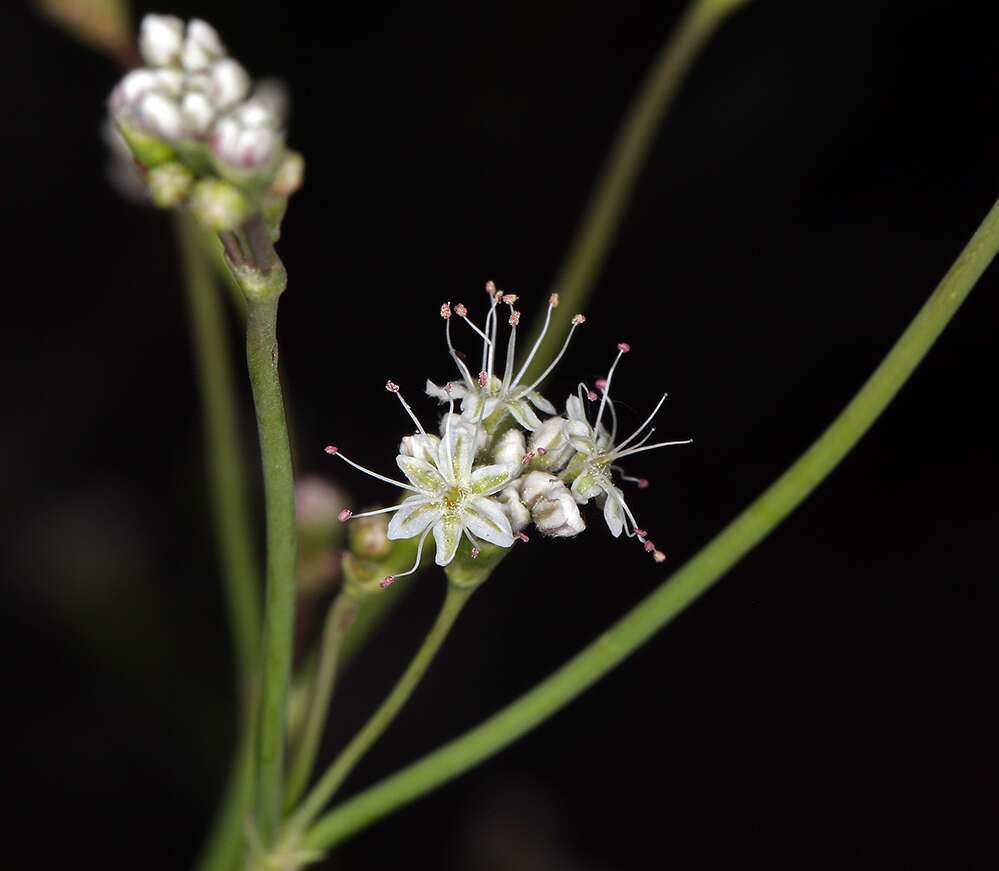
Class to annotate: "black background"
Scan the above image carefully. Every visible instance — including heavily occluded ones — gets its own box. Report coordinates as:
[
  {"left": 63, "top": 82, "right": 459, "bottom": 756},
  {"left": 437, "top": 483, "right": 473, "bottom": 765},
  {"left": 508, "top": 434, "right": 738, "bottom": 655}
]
[{"left": 3, "top": 1, "right": 999, "bottom": 868}]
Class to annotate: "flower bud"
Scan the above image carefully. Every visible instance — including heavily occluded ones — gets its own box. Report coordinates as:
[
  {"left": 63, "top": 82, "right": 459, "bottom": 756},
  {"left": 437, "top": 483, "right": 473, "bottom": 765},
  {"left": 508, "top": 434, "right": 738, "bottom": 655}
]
[
  {"left": 139, "top": 14, "right": 184, "bottom": 67},
  {"left": 181, "top": 18, "right": 225, "bottom": 72},
  {"left": 146, "top": 161, "right": 194, "bottom": 207},
  {"left": 497, "top": 485, "right": 530, "bottom": 534},
  {"left": 211, "top": 115, "right": 281, "bottom": 174},
  {"left": 528, "top": 416, "right": 573, "bottom": 471},
  {"left": 521, "top": 471, "right": 585, "bottom": 537},
  {"left": 188, "top": 178, "right": 249, "bottom": 231},
  {"left": 137, "top": 91, "right": 182, "bottom": 141},
  {"left": 492, "top": 428, "right": 526, "bottom": 474},
  {"left": 348, "top": 513, "right": 393, "bottom": 561},
  {"left": 439, "top": 413, "right": 487, "bottom": 454},
  {"left": 268, "top": 150, "right": 305, "bottom": 198},
  {"left": 399, "top": 433, "right": 440, "bottom": 465},
  {"left": 210, "top": 58, "right": 251, "bottom": 111},
  {"left": 180, "top": 91, "right": 215, "bottom": 137}
]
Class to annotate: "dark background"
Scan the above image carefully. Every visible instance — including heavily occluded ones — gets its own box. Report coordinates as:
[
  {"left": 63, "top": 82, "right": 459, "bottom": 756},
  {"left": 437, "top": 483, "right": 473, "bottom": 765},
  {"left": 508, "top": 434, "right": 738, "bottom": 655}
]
[{"left": 4, "top": 0, "right": 999, "bottom": 868}]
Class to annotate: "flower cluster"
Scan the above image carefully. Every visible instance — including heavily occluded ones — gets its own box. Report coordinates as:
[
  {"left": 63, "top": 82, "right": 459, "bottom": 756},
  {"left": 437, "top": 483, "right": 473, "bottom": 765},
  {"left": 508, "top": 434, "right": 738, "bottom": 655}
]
[
  {"left": 105, "top": 15, "right": 302, "bottom": 222},
  {"left": 327, "top": 283, "right": 691, "bottom": 587}
]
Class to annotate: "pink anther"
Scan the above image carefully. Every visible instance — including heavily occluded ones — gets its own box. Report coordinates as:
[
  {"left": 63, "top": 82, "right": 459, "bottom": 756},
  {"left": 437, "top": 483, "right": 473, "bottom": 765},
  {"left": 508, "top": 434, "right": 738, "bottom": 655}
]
[
  {"left": 516, "top": 531, "right": 530, "bottom": 543},
  {"left": 385, "top": 380, "right": 400, "bottom": 392},
  {"left": 637, "top": 478, "right": 649, "bottom": 489},
  {"left": 508, "top": 310, "right": 521, "bottom": 326},
  {"left": 338, "top": 508, "right": 352, "bottom": 522},
  {"left": 502, "top": 293, "right": 518, "bottom": 304},
  {"left": 571, "top": 314, "right": 586, "bottom": 326},
  {"left": 455, "top": 303, "right": 468, "bottom": 317},
  {"left": 617, "top": 342, "right": 631, "bottom": 353},
  {"left": 587, "top": 390, "right": 597, "bottom": 401},
  {"left": 443, "top": 383, "right": 453, "bottom": 394},
  {"left": 470, "top": 547, "right": 480, "bottom": 559},
  {"left": 522, "top": 452, "right": 535, "bottom": 464},
  {"left": 485, "top": 280, "right": 496, "bottom": 295},
  {"left": 549, "top": 292, "right": 560, "bottom": 308},
  {"left": 653, "top": 550, "right": 666, "bottom": 563},
  {"left": 643, "top": 540, "right": 655, "bottom": 553},
  {"left": 440, "top": 302, "right": 451, "bottom": 319},
  {"left": 324, "top": 445, "right": 338, "bottom": 455},
  {"left": 537, "top": 447, "right": 548, "bottom": 456},
  {"left": 634, "top": 528, "right": 647, "bottom": 538},
  {"left": 478, "top": 370, "right": 488, "bottom": 387},
  {"left": 380, "top": 575, "right": 396, "bottom": 588},
  {"left": 595, "top": 378, "right": 607, "bottom": 391}
]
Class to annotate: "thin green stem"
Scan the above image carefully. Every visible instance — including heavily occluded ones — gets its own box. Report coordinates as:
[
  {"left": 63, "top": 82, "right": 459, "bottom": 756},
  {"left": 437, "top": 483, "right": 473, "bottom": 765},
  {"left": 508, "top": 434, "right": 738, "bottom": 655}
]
[
  {"left": 523, "top": 0, "right": 749, "bottom": 379},
  {"left": 246, "top": 294, "right": 298, "bottom": 847},
  {"left": 284, "top": 591, "right": 361, "bottom": 811},
  {"left": 286, "top": 584, "right": 474, "bottom": 838},
  {"left": 303, "top": 191, "right": 999, "bottom": 853},
  {"left": 175, "top": 210, "right": 260, "bottom": 693}
]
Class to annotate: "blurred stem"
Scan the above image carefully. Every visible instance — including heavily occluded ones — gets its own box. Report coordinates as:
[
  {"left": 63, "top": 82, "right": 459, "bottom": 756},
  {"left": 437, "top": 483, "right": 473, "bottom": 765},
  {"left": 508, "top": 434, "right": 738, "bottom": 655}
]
[
  {"left": 284, "top": 583, "right": 474, "bottom": 839},
  {"left": 284, "top": 591, "right": 361, "bottom": 811},
  {"left": 523, "top": 0, "right": 750, "bottom": 379},
  {"left": 245, "top": 293, "right": 298, "bottom": 847},
  {"left": 174, "top": 211, "right": 260, "bottom": 694},
  {"left": 302, "top": 190, "right": 999, "bottom": 854}
]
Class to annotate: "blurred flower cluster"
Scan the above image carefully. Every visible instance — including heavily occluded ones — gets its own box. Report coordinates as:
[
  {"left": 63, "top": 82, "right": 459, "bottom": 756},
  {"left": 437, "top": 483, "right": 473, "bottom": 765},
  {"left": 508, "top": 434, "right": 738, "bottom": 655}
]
[
  {"left": 328, "top": 283, "right": 691, "bottom": 586},
  {"left": 106, "top": 14, "right": 302, "bottom": 228}
]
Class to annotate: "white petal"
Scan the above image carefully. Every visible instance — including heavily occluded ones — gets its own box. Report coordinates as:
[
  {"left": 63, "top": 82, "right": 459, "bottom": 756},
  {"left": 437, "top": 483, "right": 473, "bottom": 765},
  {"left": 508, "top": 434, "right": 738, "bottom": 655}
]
[
  {"left": 464, "top": 496, "right": 515, "bottom": 547},
  {"left": 507, "top": 399, "right": 543, "bottom": 431},
  {"left": 520, "top": 470, "right": 559, "bottom": 507},
  {"left": 469, "top": 463, "right": 511, "bottom": 496},
  {"left": 210, "top": 58, "right": 251, "bottom": 111},
  {"left": 565, "top": 394, "right": 586, "bottom": 422},
  {"left": 396, "top": 454, "right": 443, "bottom": 492},
  {"left": 432, "top": 516, "right": 462, "bottom": 565},
  {"left": 399, "top": 433, "right": 440, "bottom": 465},
  {"left": 497, "top": 485, "right": 530, "bottom": 533},
  {"left": 139, "top": 14, "right": 184, "bottom": 67},
  {"left": 387, "top": 496, "right": 440, "bottom": 540},
  {"left": 438, "top": 426, "right": 475, "bottom": 484},
  {"left": 491, "top": 428, "right": 526, "bottom": 471},
  {"left": 527, "top": 390, "right": 557, "bottom": 415},
  {"left": 425, "top": 379, "right": 451, "bottom": 401},
  {"left": 602, "top": 490, "right": 625, "bottom": 537},
  {"left": 459, "top": 394, "right": 500, "bottom": 423},
  {"left": 571, "top": 468, "right": 604, "bottom": 503}
]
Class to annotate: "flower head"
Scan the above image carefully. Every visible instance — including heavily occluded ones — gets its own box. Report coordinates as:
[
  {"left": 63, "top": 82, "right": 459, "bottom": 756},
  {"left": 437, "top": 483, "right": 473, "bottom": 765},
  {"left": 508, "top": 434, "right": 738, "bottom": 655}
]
[{"left": 427, "top": 284, "right": 585, "bottom": 432}]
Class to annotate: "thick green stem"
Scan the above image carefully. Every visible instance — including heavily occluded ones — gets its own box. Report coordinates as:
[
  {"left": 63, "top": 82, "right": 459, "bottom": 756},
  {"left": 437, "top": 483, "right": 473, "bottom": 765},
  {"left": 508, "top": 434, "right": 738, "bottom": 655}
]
[
  {"left": 246, "top": 294, "right": 298, "bottom": 847},
  {"left": 285, "top": 584, "right": 473, "bottom": 838},
  {"left": 302, "top": 192, "right": 999, "bottom": 853},
  {"left": 284, "top": 591, "right": 361, "bottom": 811},
  {"left": 523, "top": 0, "right": 749, "bottom": 379},
  {"left": 175, "top": 211, "right": 260, "bottom": 693}
]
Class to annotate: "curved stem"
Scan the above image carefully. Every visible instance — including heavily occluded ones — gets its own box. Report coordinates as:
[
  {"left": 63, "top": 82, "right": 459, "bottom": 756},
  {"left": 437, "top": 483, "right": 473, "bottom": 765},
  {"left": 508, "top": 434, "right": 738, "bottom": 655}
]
[
  {"left": 284, "top": 591, "right": 361, "bottom": 811},
  {"left": 522, "top": 0, "right": 749, "bottom": 380},
  {"left": 285, "top": 584, "right": 473, "bottom": 837},
  {"left": 302, "top": 190, "right": 999, "bottom": 853},
  {"left": 246, "top": 295, "right": 298, "bottom": 847}
]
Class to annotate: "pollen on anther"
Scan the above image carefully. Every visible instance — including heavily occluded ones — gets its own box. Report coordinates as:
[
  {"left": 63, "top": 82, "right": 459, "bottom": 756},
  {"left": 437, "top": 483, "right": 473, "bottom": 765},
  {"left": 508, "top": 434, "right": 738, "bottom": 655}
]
[
  {"left": 380, "top": 575, "right": 396, "bottom": 588},
  {"left": 470, "top": 547, "right": 480, "bottom": 559},
  {"left": 587, "top": 390, "right": 597, "bottom": 401},
  {"left": 637, "top": 479, "right": 649, "bottom": 489},
  {"left": 338, "top": 508, "right": 352, "bottom": 522},
  {"left": 537, "top": 447, "right": 548, "bottom": 456},
  {"left": 440, "top": 302, "right": 451, "bottom": 319},
  {"left": 549, "top": 293, "right": 560, "bottom": 308},
  {"left": 522, "top": 452, "right": 535, "bottom": 464},
  {"left": 643, "top": 540, "right": 655, "bottom": 553},
  {"left": 502, "top": 293, "right": 518, "bottom": 304},
  {"left": 516, "top": 531, "right": 530, "bottom": 542},
  {"left": 385, "top": 380, "right": 400, "bottom": 393},
  {"left": 508, "top": 310, "right": 521, "bottom": 326},
  {"left": 478, "top": 370, "right": 488, "bottom": 387},
  {"left": 485, "top": 280, "right": 496, "bottom": 295},
  {"left": 595, "top": 378, "right": 607, "bottom": 390},
  {"left": 653, "top": 550, "right": 666, "bottom": 563},
  {"left": 444, "top": 383, "right": 453, "bottom": 394},
  {"left": 571, "top": 314, "right": 586, "bottom": 326},
  {"left": 455, "top": 303, "right": 468, "bottom": 317},
  {"left": 634, "top": 528, "right": 647, "bottom": 538},
  {"left": 324, "top": 445, "right": 338, "bottom": 455},
  {"left": 617, "top": 342, "right": 631, "bottom": 353}
]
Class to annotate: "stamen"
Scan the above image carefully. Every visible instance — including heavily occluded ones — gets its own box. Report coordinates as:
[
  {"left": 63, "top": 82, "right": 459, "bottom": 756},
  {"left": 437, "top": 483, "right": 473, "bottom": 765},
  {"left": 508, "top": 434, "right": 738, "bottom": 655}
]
[
  {"left": 440, "top": 302, "right": 451, "bottom": 319},
  {"left": 502, "top": 293, "right": 519, "bottom": 304},
  {"left": 325, "top": 445, "right": 420, "bottom": 492},
  {"left": 522, "top": 451, "right": 535, "bottom": 464},
  {"left": 454, "top": 303, "right": 467, "bottom": 317},
  {"left": 572, "top": 314, "right": 585, "bottom": 325},
  {"left": 445, "top": 314, "right": 477, "bottom": 389},
  {"left": 516, "top": 531, "right": 530, "bottom": 542},
  {"left": 458, "top": 309, "right": 494, "bottom": 346},
  {"left": 549, "top": 293, "right": 559, "bottom": 308},
  {"left": 617, "top": 342, "right": 631, "bottom": 353},
  {"left": 613, "top": 393, "right": 669, "bottom": 454},
  {"left": 537, "top": 447, "right": 548, "bottom": 456},
  {"left": 521, "top": 315, "right": 586, "bottom": 395},
  {"left": 485, "top": 280, "right": 496, "bottom": 295},
  {"left": 634, "top": 528, "right": 647, "bottom": 537},
  {"left": 382, "top": 525, "right": 433, "bottom": 586},
  {"left": 478, "top": 370, "right": 488, "bottom": 387},
  {"left": 343, "top": 502, "right": 410, "bottom": 519},
  {"left": 502, "top": 306, "right": 518, "bottom": 388},
  {"left": 643, "top": 540, "right": 655, "bottom": 552},
  {"left": 614, "top": 438, "right": 693, "bottom": 461},
  {"left": 638, "top": 479, "right": 649, "bottom": 489},
  {"left": 386, "top": 380, "right": 427, "bottom": 436},
  {"left": 653, "top": 550, "right": 666, "bottom": 563},
  {"left": 381, "top": 576, "right": 396, "bottom": 588},
  {"left": 595, "top": 344, "right": 627, "bottom": 435},
  {"left": 471, "top": 547, "right": 480, "bottom": 559},
  {"left": 510, "top": 294, "right": 556, "bottom": 386},
  {"left": 508, "top": 309, "right": 521, "bottom": 326},
  {"left": 587, "top": 390, "right": 597, "bottom": 401},
  {"left": 338, "top": 509, "right": 352, "bottom": 522},
  {"left": 595, "top": 378, "right": 607, "bottom": 390}
]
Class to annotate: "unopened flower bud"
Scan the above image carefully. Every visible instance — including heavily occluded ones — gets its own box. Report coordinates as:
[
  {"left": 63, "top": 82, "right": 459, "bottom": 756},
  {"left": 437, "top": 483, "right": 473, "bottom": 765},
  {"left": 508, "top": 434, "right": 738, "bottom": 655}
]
[
  {"left": 439, "top": 413, "right": 487, "bottom": 453},
  {"left": 269, "top": 150, "right": 304, "bottom": 197},
  {"left": 146, "top": 161, "right": 193, "bottom": 208},
  {"left": 188, "top": 178, "right": 249, "bottom": 231},
  {"left": 497, "top": 485, "right": 530, "bottom": 533},
  {"left": 210, "top": 58, "right": 251, "bottom": 111},
  {"left": 139, "top": 14, "right": 184, "bottom": 67},
  {"left": 521, "top": 471, "right": 585, "bottom": 537},
  {"left": 212, "top": 115, "right": 280, "bottom": 172},
  {"left": 492, "top": 428, "right": 526, "bottom": 474},
  {"left": 348, "top": 512, "right": 393, "bottom": 561},
  {"left": 181, "top": 91, "right": 215, "bottom": 137},
  {"left": 138, "top": 91, "right": 182, "bottom": 141},
  {"left": 154, "top": 68, "right": 185, "bottom": 98},
  {"left": 181, "top": 18, "right": 225, "bottom": 72},
  {"left": 112, "top": 69, "right": 159, "bottom": 108},
  {"left": 399, "top": 433, "right": 440, "bottom": 465},
  {"left": 528, "top": 416, "right": 572, "bottom": 471}
]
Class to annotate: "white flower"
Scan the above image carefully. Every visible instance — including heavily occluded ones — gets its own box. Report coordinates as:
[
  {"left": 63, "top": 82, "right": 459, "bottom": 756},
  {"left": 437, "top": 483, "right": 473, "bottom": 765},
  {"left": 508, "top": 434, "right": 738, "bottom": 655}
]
[
  {"left": 182, "top": 19, "right": 225, "bottom": 72},
  {"left": 139, "top": 14, "right": 184, "bottom": 67},
  {"left": 426, "top": 285, "right": 585, "bottom": 431},
  {"left": 210, "top": 58, "right": 252, "bottom": 111},
  {"left": 326, "top": 383, "right": 515, "bottom": 586},
  {"left": 561, "top": 343, "right": 691, "bottom": 553}
]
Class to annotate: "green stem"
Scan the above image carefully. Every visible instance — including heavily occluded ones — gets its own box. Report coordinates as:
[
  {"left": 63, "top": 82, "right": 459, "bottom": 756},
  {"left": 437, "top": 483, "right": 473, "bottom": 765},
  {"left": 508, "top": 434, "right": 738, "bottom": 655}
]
[
  {"left": 286, "top": 584, "right": 474, "bottom": 838},
  {"left": 302, "top": 191, "right": 999, "bottom": 853},
  {"left": 523, "top": 0, "right": 749, "bottom": 379},
  {"left": 284, "top": 591, "right": 361, "bottom": 811},
  {"left": 175, "top": 211, "right": 260, "bottom": 693},
  {"left": 246, "top": 295, "right": 298, "bottom": 847}
]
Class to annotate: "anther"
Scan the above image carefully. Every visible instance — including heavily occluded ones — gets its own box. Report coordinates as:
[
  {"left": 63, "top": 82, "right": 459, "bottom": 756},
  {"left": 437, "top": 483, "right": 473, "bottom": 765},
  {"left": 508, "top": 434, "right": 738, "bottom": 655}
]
[
  {"left": 455, "top": 303, "right": 468, "bottom": 317},
  {"left": 443, "top": 383, "right": 453, "bottom": 394},
  {"left": 380, "top": 575, "right": 396, "bottom": 588},
  {"left": 508, "top": 310, "right": 521, "bottom": 326},
  {"left": 537, "top": 447, "right": 548, "bottom": 456},
  {"left": 571, "top": 314, "right": 586, "bottom": 325},
  {"left": 643, "top": 540, "right": 655, "bottom": 553},
  {"left": 516, "top": 531, "right": 530, "bottom": 542},
  {"left": 440, "top": 302, "right": 451, "bottom": 319},
  {"left": 485, "top": 280, "right": 496, "bottom": 295},
  {"left": 522, "top": 452, "right": 535, "bottom": 464},
  {"left": 470, "top": 547, "right": 480, "bottom": 559},
  {"left": 637, "top": 479, "right": 649, "bottom": 489},
  {"left": 549, "top": 293, "right": 560, "bottom": 308},
  {"left": 587, "top": 390, "right": 598, "bottom": 401},
  {"left": 634, "top": 528, "right": 647, "bottom": 537},
  {"left": 338, "top": 508, "right": 352, "bottom": 522},
  {"left": 324, "top": 445, "right": 338, "bottom": 455},
  {"left": 595, "top": 378, "right": 607, "bottom": 390},
  {"left": 385, "top": 380, "right": 400, "bottom": 392},
  {"left": 478, "top": 370, "right": 488, "bottom": 387},
  {"left": 502, "top": 293, "right": 518, "bottom": 304},
  {"left": 617, "top": 342, "right": 631, "bottom": 353},
  {"left": 653, "top": 550, "right": 666, "bottom": 563}
]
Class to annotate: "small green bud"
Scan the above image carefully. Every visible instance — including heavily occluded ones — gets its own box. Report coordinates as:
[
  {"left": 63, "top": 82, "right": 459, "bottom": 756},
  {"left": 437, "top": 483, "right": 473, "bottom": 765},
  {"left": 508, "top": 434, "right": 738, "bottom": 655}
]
[
  {"left": 268, "top": 150, "right": 304, "bottom": 198},
  {"left": 188, "top": 178, "right": 249, "bottom": 231},
  {"left": 115, "top": 119, "right": 177, "bottom": 169},
  {"left": 348, "top": 513, "right": 392, "bottom": 562},
  {"left": 146, "top": 161, "right": 194, "bottom": 208}
]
